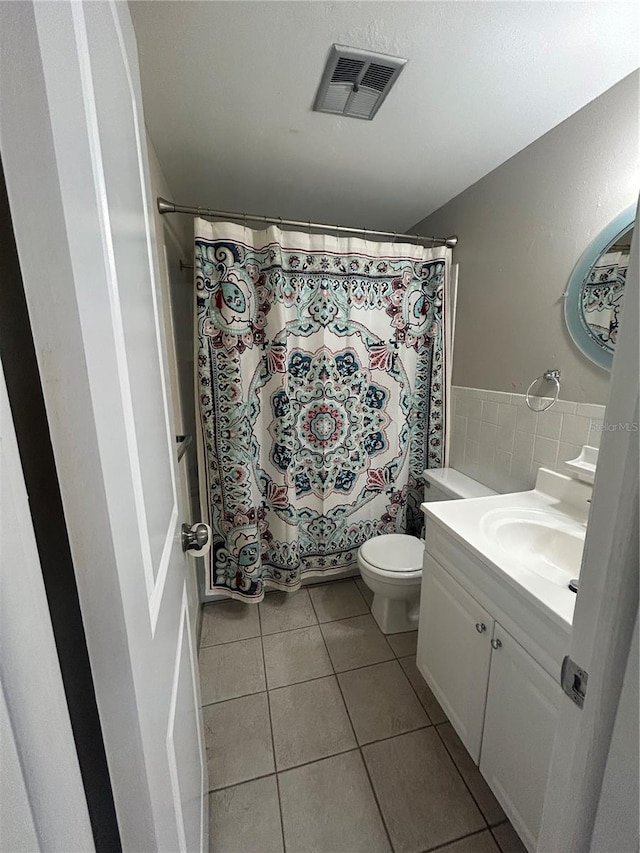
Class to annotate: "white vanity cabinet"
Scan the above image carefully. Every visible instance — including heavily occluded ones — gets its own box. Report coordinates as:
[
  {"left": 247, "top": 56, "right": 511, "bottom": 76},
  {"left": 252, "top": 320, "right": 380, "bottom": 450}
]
[
  {"left": 480, "top": 623, "right": 561, "bottom": 852},
  {"left": 417, "top": 535, "right": 565, "bottom": 853},
  {"left": 418, "top": 554, "right": 493, "bottom": 761}
]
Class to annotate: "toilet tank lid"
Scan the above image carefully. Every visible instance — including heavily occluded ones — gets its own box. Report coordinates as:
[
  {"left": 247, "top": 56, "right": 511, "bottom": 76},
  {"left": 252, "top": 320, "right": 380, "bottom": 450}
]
[
  {"left": 361, "top": 534, "right": 423, "bottom": 572},
  {"left": 422, "top": 468, "right": 497, "bottom": 499}
]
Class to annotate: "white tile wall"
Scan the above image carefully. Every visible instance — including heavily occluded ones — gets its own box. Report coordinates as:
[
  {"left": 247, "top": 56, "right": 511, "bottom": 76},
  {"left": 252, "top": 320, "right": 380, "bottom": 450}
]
[{"left": 450, "top": 386, "right": 605, "bottom": 493}]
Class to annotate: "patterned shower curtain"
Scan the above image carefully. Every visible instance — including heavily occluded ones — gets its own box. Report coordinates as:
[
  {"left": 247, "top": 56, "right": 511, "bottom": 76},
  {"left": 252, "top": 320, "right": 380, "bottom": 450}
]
[{"left": 195, "top": 220, "right": 451, "bottom": 602}]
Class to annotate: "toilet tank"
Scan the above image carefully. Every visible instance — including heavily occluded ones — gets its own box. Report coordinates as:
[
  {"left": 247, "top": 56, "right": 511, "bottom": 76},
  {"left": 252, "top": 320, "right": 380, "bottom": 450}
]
[{"left": 422, "top": 468, "right": 497, "bottom": 503}]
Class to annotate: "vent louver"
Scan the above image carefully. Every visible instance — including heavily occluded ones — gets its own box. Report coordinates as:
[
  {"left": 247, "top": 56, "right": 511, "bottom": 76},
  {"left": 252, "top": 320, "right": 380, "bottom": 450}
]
[
  {"left": 313, "top": 45, "right": 406, "bottom": 121},
  {"left": 331, "top": 57, "right": 365, "bottom": 84}
]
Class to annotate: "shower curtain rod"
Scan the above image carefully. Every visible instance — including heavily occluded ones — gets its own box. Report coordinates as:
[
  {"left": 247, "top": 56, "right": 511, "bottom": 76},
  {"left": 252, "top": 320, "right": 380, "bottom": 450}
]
[{"left": 156, "top": 197, "right": 459, "bottom": 249}]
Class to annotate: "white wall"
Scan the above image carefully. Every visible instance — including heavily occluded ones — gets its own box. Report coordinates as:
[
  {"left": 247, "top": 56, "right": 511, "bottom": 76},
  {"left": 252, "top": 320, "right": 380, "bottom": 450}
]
[{"left": 414, "top": 71, "right": 640, "bottom": 405}]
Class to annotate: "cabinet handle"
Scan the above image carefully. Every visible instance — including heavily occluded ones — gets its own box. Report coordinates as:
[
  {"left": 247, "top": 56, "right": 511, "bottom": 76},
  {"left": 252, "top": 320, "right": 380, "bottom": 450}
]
[
  {"left": 475, "top": 622, "right": 486, "bottom": 633},
  {"left": 491, "top": 638, "right": 502, "bottom": 650}
]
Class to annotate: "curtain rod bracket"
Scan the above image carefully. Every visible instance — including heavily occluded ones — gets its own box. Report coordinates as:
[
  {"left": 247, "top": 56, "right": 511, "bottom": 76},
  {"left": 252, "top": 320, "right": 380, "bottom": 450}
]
[{"left": 157, "top": 197, "right": 176, "bottom": 215}]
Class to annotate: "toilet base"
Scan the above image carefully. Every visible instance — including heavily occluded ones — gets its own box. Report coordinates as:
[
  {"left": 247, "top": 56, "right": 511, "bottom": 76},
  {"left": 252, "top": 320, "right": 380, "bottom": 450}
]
[{"left": 371, "top": 592, "right": 420, "bottom": 634}]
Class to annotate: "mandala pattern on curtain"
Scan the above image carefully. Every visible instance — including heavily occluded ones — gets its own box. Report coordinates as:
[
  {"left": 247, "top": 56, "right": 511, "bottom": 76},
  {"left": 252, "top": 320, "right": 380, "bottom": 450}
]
[{"left": 195, "top": 220, "right": 450, "bottom": 601}]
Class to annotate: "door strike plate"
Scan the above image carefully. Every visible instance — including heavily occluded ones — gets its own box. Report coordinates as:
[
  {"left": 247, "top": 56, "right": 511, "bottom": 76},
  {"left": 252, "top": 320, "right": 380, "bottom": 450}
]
[{"left": 561, "top": 656, "right": 588, "bottom": 709}]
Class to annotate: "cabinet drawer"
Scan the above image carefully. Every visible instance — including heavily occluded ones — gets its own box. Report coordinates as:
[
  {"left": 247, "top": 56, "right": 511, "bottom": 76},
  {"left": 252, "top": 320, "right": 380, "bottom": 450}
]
[{"left": 417, "top": 554, "right": 493, "bottom": 762}]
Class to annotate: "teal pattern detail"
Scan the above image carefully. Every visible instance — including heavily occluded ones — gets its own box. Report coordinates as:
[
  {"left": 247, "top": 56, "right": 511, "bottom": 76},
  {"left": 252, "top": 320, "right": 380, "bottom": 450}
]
[{"left": 196, "top": 228, "right": 448, "bottom": 601}]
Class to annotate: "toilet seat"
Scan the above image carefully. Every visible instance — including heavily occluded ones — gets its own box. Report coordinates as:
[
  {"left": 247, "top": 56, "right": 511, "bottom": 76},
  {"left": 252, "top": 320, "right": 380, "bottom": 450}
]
[
  {"left": 360, "top": 534, "right": 423, "bottom": 573},
  {"left": 359, "top": 556, "right": 421, "bottom": 583}
]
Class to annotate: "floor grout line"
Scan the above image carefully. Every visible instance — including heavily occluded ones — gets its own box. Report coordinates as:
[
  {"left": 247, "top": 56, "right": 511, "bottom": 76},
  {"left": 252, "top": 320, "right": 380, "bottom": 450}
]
[
  {"left": 432, "top": 721, "right": 494, "bottom": 831},
  {"left": 208, "top": 768, "right": 276, "bottom": 796},
  {"left": 307, "top": 590, "right": 396, "bottom": 853},
  {"left": 275, "top": 745, "right": 359, "bottom": 778},
  {"left": 393, "top": 653, "right": 436, "bottom": 725},
  {"left": 207, "top": 722, "right": 437, "bottom": 795},
  {"left": 201, "top": 575, "right": 361, "bottom": 613},
  {"left": 420, "top": 825, "right": 495, "bottom": 853},
  {"left": 199, "top": 632, "right": 263, "bottom": 651},
  {"left": 200, "top": 643, "right": 412, "bottom": 709},
  {"left": 200, "top": 689, "right": 268, "bottom": 710},
  {"left": 489, "top": 824, "right": 511, "bottom": 853},
  {"left": 199, "top": 580, "right": 416, "bottom": 649},
  {"left": 309, "top": 578, "right": 370, "bottom": 621},
  {"left": 331, "top": 612, "right": 495, "bottom": 845},
  {"left": 394, "top": 642, "right": 496, "bottom": 831},
  {"left": 256, "top": 605, "right": 286, "bottom": 853},
  {"left": 203, "top": 584, "right": 515, "bottom": 853}
]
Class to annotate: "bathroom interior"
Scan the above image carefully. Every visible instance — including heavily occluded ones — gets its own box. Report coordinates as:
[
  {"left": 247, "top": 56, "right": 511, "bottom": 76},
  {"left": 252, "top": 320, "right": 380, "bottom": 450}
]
[
  {"left": 0, "top": 2, "right": 638, "bottom": 853},
  {"left": 141, "top": 3, "right": 639, "bottom": 852}
]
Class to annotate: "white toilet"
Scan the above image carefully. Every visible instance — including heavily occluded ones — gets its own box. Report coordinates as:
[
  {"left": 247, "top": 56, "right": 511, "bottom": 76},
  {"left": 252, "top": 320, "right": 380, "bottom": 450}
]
[{"left": 358, "top": 468, "right": 497, "bottom": 633}]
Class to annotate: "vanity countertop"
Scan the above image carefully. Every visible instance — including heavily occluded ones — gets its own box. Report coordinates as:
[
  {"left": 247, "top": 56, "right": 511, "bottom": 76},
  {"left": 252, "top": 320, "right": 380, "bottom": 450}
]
[{"left": 421, "top": 468, "right": 592, "bottom": 629}]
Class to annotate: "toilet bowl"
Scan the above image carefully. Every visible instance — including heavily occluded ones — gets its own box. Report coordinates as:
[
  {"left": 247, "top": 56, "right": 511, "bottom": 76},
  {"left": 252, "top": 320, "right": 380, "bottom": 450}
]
[
  {"left": 358, "top": 468, "right": 497, "bottom": 633},
  {"left": 358, "top": 534, "right": 423, "bottom": 633}
]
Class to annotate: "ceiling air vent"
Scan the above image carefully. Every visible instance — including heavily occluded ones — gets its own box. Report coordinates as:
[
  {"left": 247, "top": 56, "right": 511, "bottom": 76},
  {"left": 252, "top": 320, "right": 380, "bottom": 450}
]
[{"left": 313, "top": 45, "right": 407, "bottom": 120}]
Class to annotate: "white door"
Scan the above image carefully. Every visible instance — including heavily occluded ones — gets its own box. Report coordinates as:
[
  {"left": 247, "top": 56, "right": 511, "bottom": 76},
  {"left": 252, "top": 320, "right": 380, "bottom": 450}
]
[
  {"left": 480, "top": 624, "right": 561, "bottom": 853},
  {"left": 0, "top": 366, "right": 95, "bottom": 852},
  {"left": 0, "top": 3, "right": 207, "bottom": 851},
  {"left": 538, "top": 203, "right": 639, "bottom": 851},
  {"left": 417, "top": 555, "right": 493, "bottom": 761}
]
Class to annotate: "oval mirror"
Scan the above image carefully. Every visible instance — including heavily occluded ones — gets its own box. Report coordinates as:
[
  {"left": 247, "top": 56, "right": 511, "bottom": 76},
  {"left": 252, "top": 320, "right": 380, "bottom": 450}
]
[{"left": 564, "top": 205, "right": 634, "bottom": 370}]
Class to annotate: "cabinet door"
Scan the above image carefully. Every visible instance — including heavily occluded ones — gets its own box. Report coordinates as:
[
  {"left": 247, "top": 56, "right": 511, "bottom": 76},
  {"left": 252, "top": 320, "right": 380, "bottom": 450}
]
[
  {"left": 480, "top": 624, "right": 561, "bottom": 853},
  {"left": 417, "top": 554, "right": 493, "bottom": 761}
]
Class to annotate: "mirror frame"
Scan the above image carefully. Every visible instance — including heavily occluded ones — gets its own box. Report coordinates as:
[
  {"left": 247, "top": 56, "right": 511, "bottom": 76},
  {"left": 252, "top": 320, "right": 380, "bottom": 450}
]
[{"left": 564, "top": 204, "right": 635, "bottom": 371}]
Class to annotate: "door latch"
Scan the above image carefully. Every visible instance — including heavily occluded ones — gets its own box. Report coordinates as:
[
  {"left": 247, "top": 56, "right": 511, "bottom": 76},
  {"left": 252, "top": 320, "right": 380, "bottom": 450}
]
[{"left": 561, "top": 656, "right": 588, "bottom": 708}]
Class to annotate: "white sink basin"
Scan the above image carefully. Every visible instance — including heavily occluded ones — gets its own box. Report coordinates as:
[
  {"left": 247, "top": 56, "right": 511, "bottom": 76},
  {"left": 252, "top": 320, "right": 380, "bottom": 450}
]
[
  {"left": 480, "top": 508, "right": 584, "bottom": 585},
  {"left": 421, "top": 468, "right": 593, "bottom": 627}
]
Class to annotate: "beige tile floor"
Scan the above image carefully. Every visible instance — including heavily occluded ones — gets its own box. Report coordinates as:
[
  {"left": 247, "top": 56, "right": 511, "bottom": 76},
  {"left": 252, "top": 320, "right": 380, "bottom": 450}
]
[{"left": 200, "top": 578, "right": 527, "bottom": 853}]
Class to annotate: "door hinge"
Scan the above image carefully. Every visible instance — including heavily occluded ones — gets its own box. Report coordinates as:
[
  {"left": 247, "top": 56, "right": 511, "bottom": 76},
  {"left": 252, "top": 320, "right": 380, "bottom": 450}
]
[{"left": 561, "top": 656, "right": 589, "bottom": 708}]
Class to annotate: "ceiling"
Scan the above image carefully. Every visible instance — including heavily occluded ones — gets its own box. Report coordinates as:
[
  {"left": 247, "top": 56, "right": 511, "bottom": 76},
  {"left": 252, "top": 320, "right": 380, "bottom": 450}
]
[{"left": 130, "top": 1, "right": 639, "bottom": 233}]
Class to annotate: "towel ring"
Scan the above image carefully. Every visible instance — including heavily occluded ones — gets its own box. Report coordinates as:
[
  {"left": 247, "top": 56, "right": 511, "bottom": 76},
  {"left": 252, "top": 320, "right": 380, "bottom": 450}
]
[{"left": 526, "top": 369, "right": 561, "bottom": 412}]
